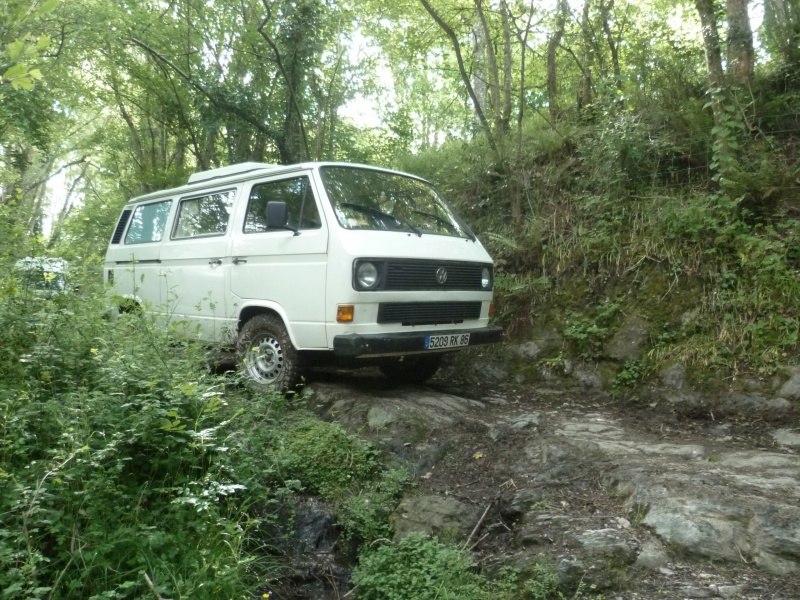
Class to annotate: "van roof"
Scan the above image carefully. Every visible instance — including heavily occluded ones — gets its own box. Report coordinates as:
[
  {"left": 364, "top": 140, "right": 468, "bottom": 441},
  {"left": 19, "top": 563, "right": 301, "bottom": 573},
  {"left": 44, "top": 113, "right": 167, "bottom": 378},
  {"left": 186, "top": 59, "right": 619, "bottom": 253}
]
[
  {"left": 125, "top": 161, "right": 411, "bottom": 205},
  {"left": 186, "top": 162, "right": 280, "bottom": 184}
]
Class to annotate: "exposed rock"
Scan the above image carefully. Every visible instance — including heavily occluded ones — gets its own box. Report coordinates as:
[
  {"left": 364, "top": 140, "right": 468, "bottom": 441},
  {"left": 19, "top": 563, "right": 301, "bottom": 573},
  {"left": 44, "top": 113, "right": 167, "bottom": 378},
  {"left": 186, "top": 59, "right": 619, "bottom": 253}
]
[
  {"left": 366, "top": 405, "right": 397, "bottom": 428},
  {"left": 765, "top": 397, "right": 793, "bottom": 418},
  {"left": 392, "top": 494, "right": 480, "bottom": 541},
  {"left": 468, "top": 354, "right": 509, "bottom": 383},
  {"left": 636, "top": 539, "right": 670, "bottom": 569},
  {"left": 772, "top": 428, "right": 800, "bottom": 447},
  {"left": 261, "top": 497, "right": 340, "bottom": 555},
  {"left": 516, "top": 328, "right": 564, "bottom": 360},
  {"left": 509, "top": 412, "right": 540, "bottom": 430},
  {"left": 606, "top": 314, "right": 649, "bottom": 361},
  {"left": 516, "top": 341, "right": 544, "bottom": 360},
  {"left": 778, "top": 370, "right": 800, "bottom": 401},
  {"left": 572, "top": 528, "right": 639, "bottom": 564},
  {"left": 659, "top": 363, "right": 687, "bottom": 390},
  {"left": 573, "top": 364, "right": 604, "bottom": 389},
  {"left": 302, "top": 371, "right": 800, "bottom": 598}
]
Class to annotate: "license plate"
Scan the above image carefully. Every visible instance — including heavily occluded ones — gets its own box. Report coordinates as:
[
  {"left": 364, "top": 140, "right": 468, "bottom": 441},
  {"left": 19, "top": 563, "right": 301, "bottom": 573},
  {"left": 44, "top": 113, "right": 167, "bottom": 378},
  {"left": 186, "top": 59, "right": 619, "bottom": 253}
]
[{"left": 425, "top": 333, "right": 470, "bottom": 350}]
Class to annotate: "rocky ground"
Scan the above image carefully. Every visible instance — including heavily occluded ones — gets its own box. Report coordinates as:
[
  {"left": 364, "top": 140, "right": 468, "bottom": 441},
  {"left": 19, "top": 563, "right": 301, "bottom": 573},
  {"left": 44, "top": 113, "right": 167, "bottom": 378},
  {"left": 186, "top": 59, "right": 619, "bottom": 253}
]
[{"left": 289, "top": 359, "right": 800, "bottom": 600}]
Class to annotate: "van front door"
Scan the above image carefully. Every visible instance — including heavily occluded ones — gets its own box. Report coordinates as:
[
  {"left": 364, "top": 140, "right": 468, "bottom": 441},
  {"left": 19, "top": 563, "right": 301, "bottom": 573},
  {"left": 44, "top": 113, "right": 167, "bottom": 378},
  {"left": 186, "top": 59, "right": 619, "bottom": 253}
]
[
  {"left": 163, "top": 188, "right": 237, "bottom": 341},
  {"left": 229, "top": 174, "right": 328, "bottom": 349}
]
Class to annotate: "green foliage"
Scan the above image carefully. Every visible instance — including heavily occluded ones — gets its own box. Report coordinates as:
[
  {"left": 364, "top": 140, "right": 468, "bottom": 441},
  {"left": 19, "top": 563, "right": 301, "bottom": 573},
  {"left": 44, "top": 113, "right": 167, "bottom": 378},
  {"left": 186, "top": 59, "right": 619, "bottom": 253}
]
[
  {"left": 563, "top": 302, "right": 620, "bottom": 359},
  {"left": 271, "top": 417, "right": 382, "bottom": 498},
  {"left": 267, "top": 416, "right": 408, "bottom": 542},
  {"left": 612, "top": 359, "right": 649, "bottom": 396},
  {"left": 0, "top": 0, "right": 57, "bottom": 95},
  {"left": 353, "top": 533, "right": 500, "bottom": 600},
  {"left": 0, "top": 278, "right": 277, "bottom": 598},
  {"left": 338, "top": 467, "right": 409, "bottom": 542},
  {"left": 353, "top": 534, "right": 564, "bottom": 600}
]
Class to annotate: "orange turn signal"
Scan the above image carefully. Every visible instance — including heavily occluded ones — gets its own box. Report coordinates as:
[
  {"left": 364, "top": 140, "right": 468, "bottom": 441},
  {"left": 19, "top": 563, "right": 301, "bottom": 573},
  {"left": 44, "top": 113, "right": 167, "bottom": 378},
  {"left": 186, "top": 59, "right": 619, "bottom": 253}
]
[
  {"left": 337, "top": 304, "right": 355, "bottom": 323},
  {"left": 489, "top": 302, "right": 495, "bottom": 317}
]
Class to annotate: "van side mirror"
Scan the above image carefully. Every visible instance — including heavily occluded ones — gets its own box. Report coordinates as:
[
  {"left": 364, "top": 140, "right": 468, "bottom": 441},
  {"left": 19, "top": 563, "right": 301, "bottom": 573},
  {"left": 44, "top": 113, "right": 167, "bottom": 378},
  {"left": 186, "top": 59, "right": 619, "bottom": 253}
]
[
  {"left": 266, "top": 201, "right": 287, "bottom": 228},
  {"left": 266, "top": 201, "right": 299, "bottom": 235}
]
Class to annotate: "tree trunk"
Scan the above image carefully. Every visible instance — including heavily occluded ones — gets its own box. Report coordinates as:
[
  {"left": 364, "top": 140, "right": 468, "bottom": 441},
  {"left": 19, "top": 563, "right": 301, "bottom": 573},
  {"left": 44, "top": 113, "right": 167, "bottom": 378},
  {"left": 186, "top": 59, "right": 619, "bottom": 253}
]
[
  {"left": 500, "top": 3, "right": 513, "bottom": 132},
  {"left": 599, "top": 0, "right": 622, "bottom": 93},
  {"left": 474, "top": 0, "right": 502, "bottom": 130},
  {"left": 695, "top": 0, "right": 726, "bottom": 91},
  {"left": 695, "top": 0, "right": 740, "bottom": 185},
  {"left": 577, "top": 0, "right": 594, "bottom": 112},
  {"left": 726, "top": 0, "right": 754, "bottom": 85},
  {"left": 760, "top": 0, "right": 800, "bottom": 79},
  {"left": 472, "top": 19, "right": 489, "bottom": 126},
  {"left": 419, "top": 0, "right": 499, "bottom": 154},
  {"left": 547, "top": 0, "right": 569, "bottom": 120},
  {"left": 514, "top": 0, "right": 535, "bottom": 143}
]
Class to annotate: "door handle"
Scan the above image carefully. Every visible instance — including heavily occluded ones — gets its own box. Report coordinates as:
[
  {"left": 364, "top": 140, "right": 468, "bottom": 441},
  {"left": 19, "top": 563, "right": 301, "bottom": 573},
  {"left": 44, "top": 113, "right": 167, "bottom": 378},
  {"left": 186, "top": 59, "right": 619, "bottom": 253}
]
[
  {"left": 208, "top": 258, "right": 222, "bottom": 266},
  {"left": 232, "top": 257, "right": 248, "bottom": 265}
]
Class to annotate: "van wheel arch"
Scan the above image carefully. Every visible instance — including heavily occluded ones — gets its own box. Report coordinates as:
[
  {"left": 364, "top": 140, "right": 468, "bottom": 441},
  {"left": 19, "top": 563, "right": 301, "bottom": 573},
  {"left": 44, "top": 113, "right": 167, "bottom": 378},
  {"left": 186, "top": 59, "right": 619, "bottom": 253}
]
[
  {"left": 118, "top": 298, "right": 142, "bottom": 314},
  {"left": 237, "top": 313, "right": 303, "bottom": 392}
]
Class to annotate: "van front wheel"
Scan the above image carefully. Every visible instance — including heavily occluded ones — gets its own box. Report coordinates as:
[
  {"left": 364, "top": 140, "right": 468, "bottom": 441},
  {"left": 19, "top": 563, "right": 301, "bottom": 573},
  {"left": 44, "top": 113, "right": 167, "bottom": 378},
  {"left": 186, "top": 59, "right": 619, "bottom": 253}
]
[
  {"left": 237, "top": 314, "right": 302, "bottom": 391},
  {"left": 380, "top": 354, "right": 443, "bottom": 385}
]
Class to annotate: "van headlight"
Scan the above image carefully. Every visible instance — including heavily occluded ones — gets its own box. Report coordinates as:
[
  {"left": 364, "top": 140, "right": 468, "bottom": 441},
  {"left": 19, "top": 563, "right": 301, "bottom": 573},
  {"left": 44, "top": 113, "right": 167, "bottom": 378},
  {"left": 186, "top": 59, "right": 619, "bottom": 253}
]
[
  {"left": 481, "top": 266, "right": 492, "bottom": 289},
  {"left": 356, "top": 261, "right": 380, "bottom": 289}
]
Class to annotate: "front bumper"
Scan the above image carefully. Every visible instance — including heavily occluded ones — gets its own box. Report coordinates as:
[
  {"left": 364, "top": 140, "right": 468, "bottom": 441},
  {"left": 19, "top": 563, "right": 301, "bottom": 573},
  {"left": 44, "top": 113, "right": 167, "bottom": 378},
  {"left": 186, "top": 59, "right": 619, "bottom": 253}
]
[{"left": 333, "top": 325, "right": 503, "bottom": 358}]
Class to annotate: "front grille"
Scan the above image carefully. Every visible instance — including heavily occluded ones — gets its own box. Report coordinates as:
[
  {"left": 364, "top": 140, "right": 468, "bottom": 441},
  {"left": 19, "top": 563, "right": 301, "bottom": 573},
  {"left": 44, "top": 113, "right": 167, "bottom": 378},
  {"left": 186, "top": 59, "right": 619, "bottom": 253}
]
[
  {"left": 384, "top": 260, "right": 489, "bottom": 291},
  {"left": 377, "top": 302, "right": 482, "bottom": 326}
]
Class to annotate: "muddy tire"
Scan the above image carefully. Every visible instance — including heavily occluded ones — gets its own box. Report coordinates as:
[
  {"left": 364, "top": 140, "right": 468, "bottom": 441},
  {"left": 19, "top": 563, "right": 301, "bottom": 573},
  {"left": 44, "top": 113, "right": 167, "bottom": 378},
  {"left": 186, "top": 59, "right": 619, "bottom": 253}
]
[
  {"left": 237, "top": 314, "right": 302, "bottom": 392},
  {"left": 379, "top": 354, "right": 443, "bottom": 385}
]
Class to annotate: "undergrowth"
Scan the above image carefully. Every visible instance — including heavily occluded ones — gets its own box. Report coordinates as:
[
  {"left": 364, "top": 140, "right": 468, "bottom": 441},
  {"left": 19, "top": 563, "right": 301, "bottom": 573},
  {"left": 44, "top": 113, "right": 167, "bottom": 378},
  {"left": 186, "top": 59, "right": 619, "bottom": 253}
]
[
  {"left": 407, "top": 112, "right": 800, "bottom": 379},
  {"left": 352, "top": 533, "right": 564, "bottom": 600},
  {"left": 0, "top": 264, "right": 407, "bottom": 598}
]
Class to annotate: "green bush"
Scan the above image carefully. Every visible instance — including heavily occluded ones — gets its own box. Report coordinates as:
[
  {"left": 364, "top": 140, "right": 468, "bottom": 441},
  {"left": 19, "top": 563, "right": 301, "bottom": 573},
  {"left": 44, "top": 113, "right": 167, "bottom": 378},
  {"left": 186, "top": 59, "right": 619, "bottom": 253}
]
[
  {"left": 352, "top": 533, "right": 497, "bottom": 600},
  {"left": 271, "top": 417, "right": 383, "bottom": 498},
  {"left": 0, "top": 283, "right": 271, "bottom": 599},
  {"left": 267, "top": 417, "right": 408, "bottom": 542},
  {"left": 352, "top": 534, "right": 564, "bottom": 599}
]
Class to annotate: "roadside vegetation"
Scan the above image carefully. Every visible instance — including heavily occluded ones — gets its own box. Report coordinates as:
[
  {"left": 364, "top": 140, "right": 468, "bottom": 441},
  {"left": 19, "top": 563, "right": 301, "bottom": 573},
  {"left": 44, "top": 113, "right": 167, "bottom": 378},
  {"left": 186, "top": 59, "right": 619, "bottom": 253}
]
[{"left": 402, "top": 88, "right": 800, "bottom": 386}]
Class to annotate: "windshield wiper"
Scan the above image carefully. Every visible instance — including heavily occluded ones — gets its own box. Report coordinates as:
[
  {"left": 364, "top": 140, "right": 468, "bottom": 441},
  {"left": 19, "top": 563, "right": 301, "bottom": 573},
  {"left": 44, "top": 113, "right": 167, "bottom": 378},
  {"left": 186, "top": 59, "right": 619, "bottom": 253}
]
[{"left": 340, "top": 202, "right": 422, "bottom": 237}]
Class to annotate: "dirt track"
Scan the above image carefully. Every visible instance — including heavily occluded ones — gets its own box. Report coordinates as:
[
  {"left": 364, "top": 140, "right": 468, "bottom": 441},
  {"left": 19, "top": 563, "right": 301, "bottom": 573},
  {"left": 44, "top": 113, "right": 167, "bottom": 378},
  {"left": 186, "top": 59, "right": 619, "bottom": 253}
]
[{"left": 306, "top": 368, "right": 800, "bottom": 599}]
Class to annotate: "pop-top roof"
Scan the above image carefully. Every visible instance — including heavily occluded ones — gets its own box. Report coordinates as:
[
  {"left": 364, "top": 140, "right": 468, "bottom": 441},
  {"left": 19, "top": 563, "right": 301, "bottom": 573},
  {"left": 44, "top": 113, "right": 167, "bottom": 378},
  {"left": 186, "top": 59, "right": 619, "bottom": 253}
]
[{"left": 187, "top": 162, "right": 279, "bottom": 185}]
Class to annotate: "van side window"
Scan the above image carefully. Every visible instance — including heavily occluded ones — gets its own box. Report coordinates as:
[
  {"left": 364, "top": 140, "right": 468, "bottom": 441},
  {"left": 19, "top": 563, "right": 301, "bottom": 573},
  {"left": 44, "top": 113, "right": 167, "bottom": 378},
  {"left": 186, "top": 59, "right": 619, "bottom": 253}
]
[
  {"left": 173, "top": 190, "right": 235, "bottom": 238},
  {"left": 244, "top": 176, "right": 321, "bottom": 233},
  {"left": 124, "top": 200, "right": 172, "bottom": 244}
]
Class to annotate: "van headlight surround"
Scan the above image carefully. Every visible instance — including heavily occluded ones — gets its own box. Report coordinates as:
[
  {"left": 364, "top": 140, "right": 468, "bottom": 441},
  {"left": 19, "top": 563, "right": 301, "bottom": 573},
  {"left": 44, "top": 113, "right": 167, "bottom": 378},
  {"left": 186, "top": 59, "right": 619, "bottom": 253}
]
[
  {"left": 481, "top": 266, "right": 492, "bottom": 289},
  {"left": 355, "top": 260, "right": 382, "bottom": 290}
]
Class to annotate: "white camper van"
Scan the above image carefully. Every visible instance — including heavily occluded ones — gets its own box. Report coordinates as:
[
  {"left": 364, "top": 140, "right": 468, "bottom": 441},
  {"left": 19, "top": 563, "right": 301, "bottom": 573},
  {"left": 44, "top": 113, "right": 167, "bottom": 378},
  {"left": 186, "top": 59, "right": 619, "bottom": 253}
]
[{"left": 104, "top": 162, "right": 502, "bottom": 389}]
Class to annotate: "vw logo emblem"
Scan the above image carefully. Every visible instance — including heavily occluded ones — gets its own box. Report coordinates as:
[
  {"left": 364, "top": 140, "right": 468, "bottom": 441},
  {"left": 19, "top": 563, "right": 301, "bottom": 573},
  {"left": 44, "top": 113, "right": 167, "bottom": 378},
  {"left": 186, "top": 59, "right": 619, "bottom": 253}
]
[{"left": 435, "top": 267, "right": 448, "bottom": 284}]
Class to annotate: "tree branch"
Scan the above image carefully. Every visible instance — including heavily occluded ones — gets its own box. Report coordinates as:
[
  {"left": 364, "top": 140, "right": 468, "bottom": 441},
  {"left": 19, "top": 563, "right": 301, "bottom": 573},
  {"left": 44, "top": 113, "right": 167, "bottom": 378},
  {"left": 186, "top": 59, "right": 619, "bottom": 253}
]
[
  {"left": 127, "top": 37, "right": 280, "bottom": 149},
  {"left": 418, "top": 0, "right": 498, "bottom": 154},
  {"left": 257, "top": 0, "right": 311, "bottom": 162}
]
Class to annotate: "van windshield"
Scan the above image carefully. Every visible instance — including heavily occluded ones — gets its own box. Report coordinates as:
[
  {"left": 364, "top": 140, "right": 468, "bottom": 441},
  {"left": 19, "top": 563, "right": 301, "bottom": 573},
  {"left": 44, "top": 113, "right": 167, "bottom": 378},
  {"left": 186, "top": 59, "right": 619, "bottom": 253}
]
[{"left": 319, "top": 166, "right": 472, "bottom": 239}]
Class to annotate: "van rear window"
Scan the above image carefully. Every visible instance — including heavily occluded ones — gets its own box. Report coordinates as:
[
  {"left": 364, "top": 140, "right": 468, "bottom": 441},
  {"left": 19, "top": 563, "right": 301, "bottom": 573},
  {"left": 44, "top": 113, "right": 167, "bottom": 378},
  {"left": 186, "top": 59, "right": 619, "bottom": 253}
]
[{"left": 124, "top": 200, "right": 172, "bottom": 245}]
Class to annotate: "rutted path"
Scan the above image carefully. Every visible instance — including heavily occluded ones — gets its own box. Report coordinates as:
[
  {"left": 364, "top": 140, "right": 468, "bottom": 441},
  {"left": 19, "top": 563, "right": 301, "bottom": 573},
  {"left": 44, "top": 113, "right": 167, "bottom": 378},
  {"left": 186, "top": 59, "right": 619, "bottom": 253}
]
[{"left": 304, "top": 369, "right": 800, "bottom": 599}]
